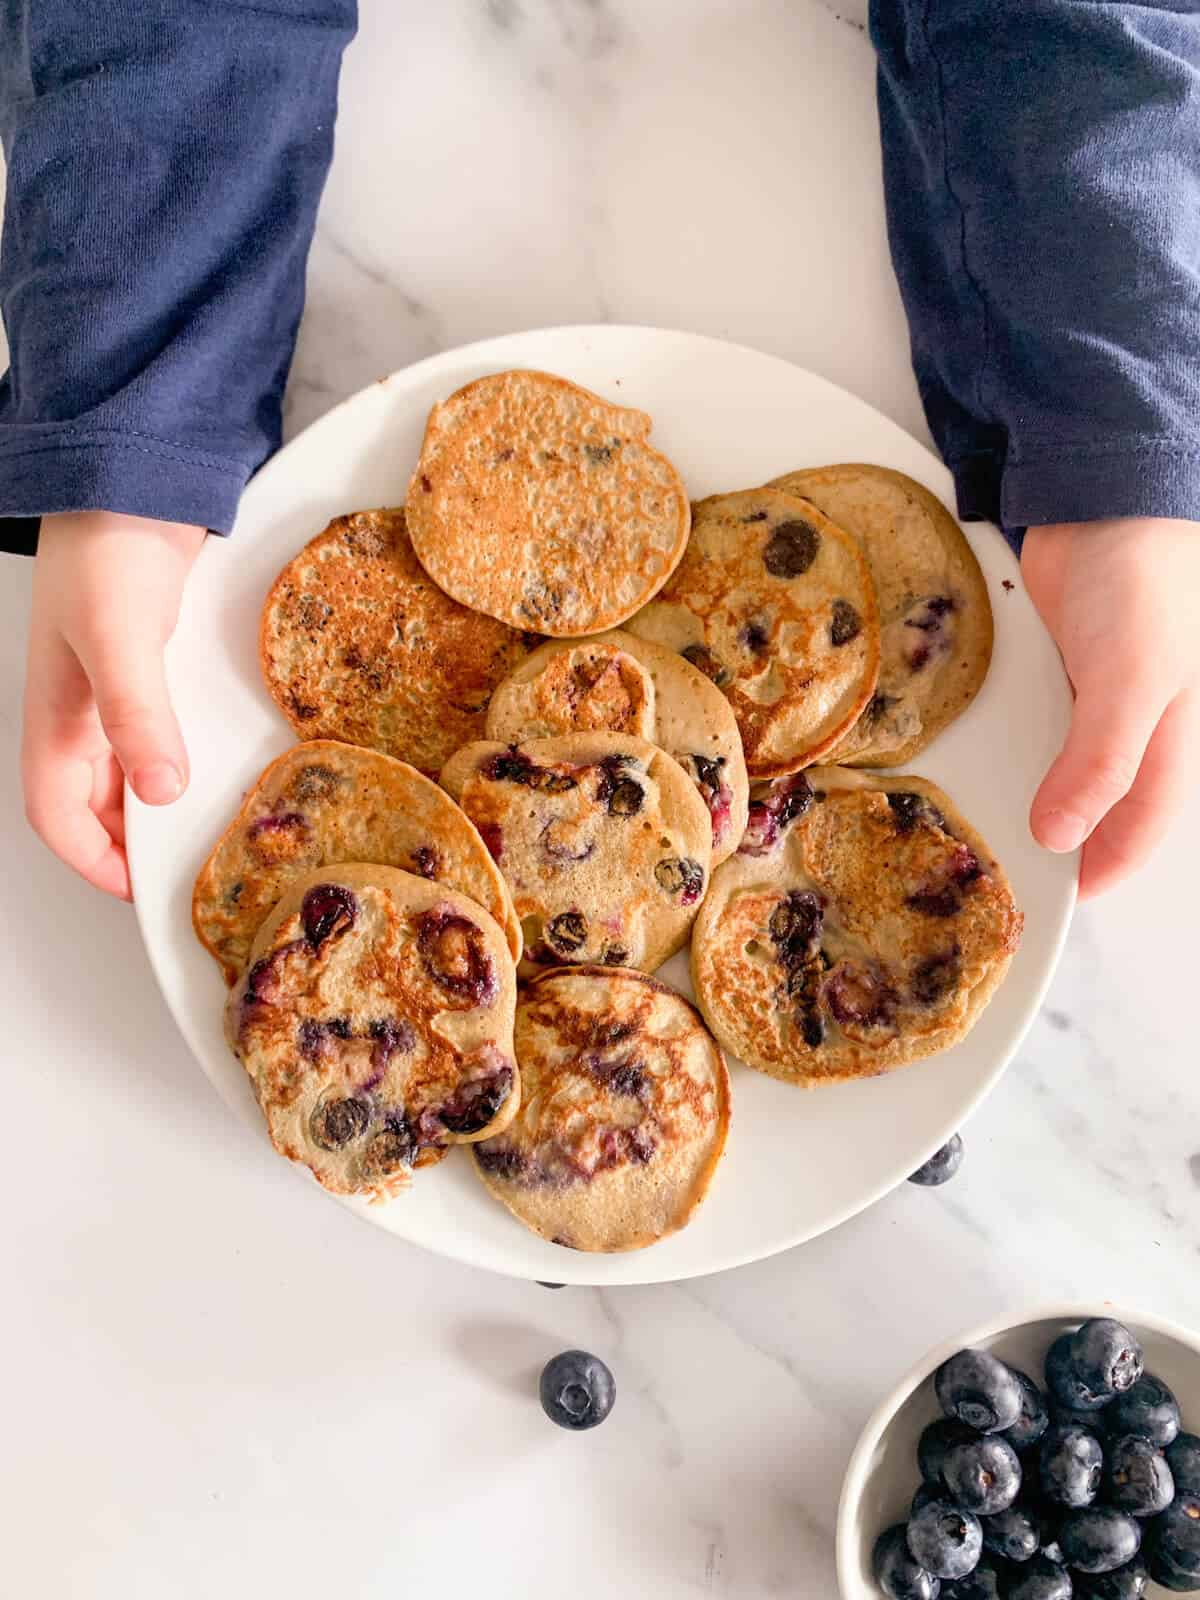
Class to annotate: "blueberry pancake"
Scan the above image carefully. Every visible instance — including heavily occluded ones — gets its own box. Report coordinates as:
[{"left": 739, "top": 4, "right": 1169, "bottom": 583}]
[
  {"left": 226, "top": 864, "right": 519, "bottom": 1201},
  {"left": 692, "top": 768, "right": 1022, "bottom": 1084},
  {"left": 406, "top": 370, "right": 690, "bottom": 636},
  {"left": 472, "top": 966, "right": 731, "bottom": 1252},
  {"left": 484, "top": 629, "right": 750, "bottom": 866},
  {"left": 439, "top": 733, "right": 712, "bottom": 976},
  {"left": 259, "top": 507, "right": 530, "bottom": 775},
  {"left": 626, "top": 488, "right": 880, "bottom": 778},
  {"left": 192, "top": 740, "right": 521, "bottom": 982},
  {"left": 768, "top": 465, "right": 992, "bottom": 766}
]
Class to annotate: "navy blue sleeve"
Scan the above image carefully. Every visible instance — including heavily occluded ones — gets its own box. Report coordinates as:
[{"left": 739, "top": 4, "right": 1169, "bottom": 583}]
[
  {"left": 0, "top": 1, "right": 356, "bottom": 554},
  {"left": 871, "top": 1, "right": 1200, "bottom": 548}
]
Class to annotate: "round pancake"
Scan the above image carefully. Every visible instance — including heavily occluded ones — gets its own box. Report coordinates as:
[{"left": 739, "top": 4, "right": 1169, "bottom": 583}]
[
  {"left": 259, "top": 507, "right": 531, "bottom": 776},
  {"left": 192, "top": 740, "right": 521, "bottom": 983},
  {"left": 767, "top": 465, "right": 993, "bottom": 766},
  {"left": 472, "top": 966, "right": 730, "bottom": 1252},
  {"left": 692, "top": 768, "right": 1023, "bottom": 1085},
  {"left": 405, "top": 370, "right": 691, "bottom": 636},
  {"left": 625, "top": 488, "right": 880, "bottom": 778},
  {"left": 226, "top": 864, "right": 519, "bottom": 1201},
  {"left": 484, "top": 629, "right": 750, "bottom": 866},
  {"left": 439, "top": 733, "right": 712, "bottom": 976}
]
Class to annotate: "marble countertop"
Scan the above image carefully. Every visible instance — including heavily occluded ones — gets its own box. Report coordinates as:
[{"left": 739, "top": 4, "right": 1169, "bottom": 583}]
[{"left": 4, "top": 3, "right": 1198, "bottom": 1596}]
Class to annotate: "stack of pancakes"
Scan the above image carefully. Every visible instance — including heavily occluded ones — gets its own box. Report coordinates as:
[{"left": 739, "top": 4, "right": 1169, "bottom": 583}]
[{"left": 194, "top": 369, "right": 1020, "bottom": 1253}]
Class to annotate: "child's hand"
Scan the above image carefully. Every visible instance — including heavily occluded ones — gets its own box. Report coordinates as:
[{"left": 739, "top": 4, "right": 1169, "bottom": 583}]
[
  {"left": 22, "top": 512, "right": 207, "bottom": 899},
  {"left": 1022, "top": 518, "right": 1200, "bottom": 899}
]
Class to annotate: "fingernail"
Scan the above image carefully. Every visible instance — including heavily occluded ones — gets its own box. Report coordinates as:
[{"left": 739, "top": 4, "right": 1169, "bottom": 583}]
[
  {"left": 1038, "top": 807, "right": 1087, "bottom": 853},
  {"left": 133, "top": 762, "right": 184, "bottom": 805}
]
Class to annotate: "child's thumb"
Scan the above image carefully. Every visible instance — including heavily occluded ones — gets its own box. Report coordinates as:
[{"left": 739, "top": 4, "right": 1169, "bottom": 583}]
[{"left": 86, "top": 636, "right": 189, "bottom": 806}]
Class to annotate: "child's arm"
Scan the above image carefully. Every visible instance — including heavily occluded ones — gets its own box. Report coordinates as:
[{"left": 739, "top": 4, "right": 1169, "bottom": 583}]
[
  {"left": 4, "top": 3, "right": 356, "bottom": 895},
  {"left": 873, "top": 1, "right": 1200, "bottom": 895}
]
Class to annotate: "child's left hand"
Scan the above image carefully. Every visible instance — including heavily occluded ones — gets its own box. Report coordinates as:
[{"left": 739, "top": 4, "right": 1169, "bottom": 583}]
[{"left": 1022, "top": 517, "right": 1200, "bottom": 898}]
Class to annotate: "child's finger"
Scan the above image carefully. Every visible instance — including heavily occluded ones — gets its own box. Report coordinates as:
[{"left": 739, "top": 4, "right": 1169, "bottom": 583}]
[
  {"left": 1078, "top": 689, "right": 1197, "bottom": 899},
  {"left": 73, "top": 630, "right": 189, "bottom": 807},
  {"left": 1029, "top": 660, "right": 1172, "bottom": 856},
  {"left": 23, "top": 731, "right": 132, "bottom": 899}
]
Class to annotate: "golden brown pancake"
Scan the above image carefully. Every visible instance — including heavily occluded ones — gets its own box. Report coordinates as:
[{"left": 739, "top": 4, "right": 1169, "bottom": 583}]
[
  {"left": 405, "top": 370, "right": 691, "bottom": 636},
  {"left": 692, "top": 768, "right": 1022, "bottom": 1085},
  {"left": 259, "top": 507, "right": 530, "bottom": 776},
  {"left": 767, "top": 465, "right": 992, "bottom": 766},
  {"left": 226, "top": 865, "right": 519, "bottom": 1201},
  {"left": 484, "top": 628, "right": 749, "bottom": 865},
  {"left": 440, "top": 733, "right": 712, "bottom": 977},
  {"left": 192, "top": 740, "right": 521, "bottom": 982},
  {"left": 473, "top": 966, "right": 730, "bottom": 1251},
  {"left": 626, "top": 488, "right": 880, "bottom": 778}
]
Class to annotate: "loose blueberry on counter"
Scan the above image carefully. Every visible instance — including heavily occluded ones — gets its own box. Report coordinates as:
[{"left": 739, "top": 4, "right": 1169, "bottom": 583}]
[
  {"left": 1046, "top": 1334, "right": 1115, "bottom": 1413},
  {"left": 1075, "top": 1556, "right": 1147, "bottom": 1599},
  {"left": 1104, "top": 1435, "right": 1174, "bottom": 1517},
  {"left": 943, "top": 1436, "right": 1022, "bottom": 1515},
  {"left": 981, "top": 1504, "right": 1041, "bottom": 1563},
  {"left": 908, "top": 1134, "right": 964, "bottom": 1187},
  {"left": 539, "top": 1350, "right": 615, "bottom": 1431},
  {"left": 1109, "top": 1374, "right": 1181, "bottom": 1448},
  {"left": 936, "top": 1350, "right": 1024, "bottom": 1434},
  {"left": 907, "top": 1499, "right": 983, "bottom": 1580},
  {"left": 1070, "top": 1320, "right": 1144, "bottom": 1402},
  {"left": 1149, "top": 1492, "right": 1200, "bottom": 1582},
  {"left": 941, "top": 1557, "right": 1005, "bottom": 1599},
  {"left": 1004, "top": 1368, "right": 1052, "bottom": 1454},
  {"left": 536, "top": 1282, "right": 565, "bottom": 1290},
  {"left": 1058, "top": 1508, "right": 1142, "bottom": 1574},
  {"left": 1167, "top": 1434, "right": 1200, "bottom": 1497},
  {"left": 1040, "top": 1425, "right": 1104, "bottom": 1508},
  {"left": 920, "top": 1419, "right": 979, "bottom": 1485},
  {"left": 1006, "top": 1554, "right": 1073, "bottom": 1600},
  {"left": 873, "top": 1525, "right": 941, "bottom": 1600}
]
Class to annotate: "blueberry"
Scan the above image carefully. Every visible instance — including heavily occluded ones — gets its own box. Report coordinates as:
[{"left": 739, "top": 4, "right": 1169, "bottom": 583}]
[
  {"left": 1004, "top": 1367, "right": 1051, "bottom": 1454},
  {"left": 830, "top": 598, "right": 862, "bottom": 645},
  {"left": 1070, "top": 1320, "right": 1143, "bottom": 1401},
  {"left": 909, "top": 1134, "right": 964, "bottom": 1187},
  {"left": 309, "top": 1096, "right": 370, "bottom": 1150},
  {"left": 1006, "top": 1553, "right": 1073, "bottom": 1600},
  {"left": 1104, "top": 1435, "right": 1174, "bottom": 1517},
  {"left": 1052, "top": 1399, "right": 1113, "bottom": 1433},
  {"left": 913, "top": 1482, "right": 943, "bottom": 1516},
  {"left": 936, "top": 1350, "right": 1024, "bottom": 1434},
  {"left": 1076, "top": 1556, "right": 1148, "bottom": 1598},
  {"left": 1146, "top": 1541, "right": 1200, "bottom": 1590},
  {"left": 921, "top": 1419, "right": 978, "bottom": 1484},
  {"left": 1149, "top": 1492, "right": 1200, "bottom": 1580},
  {"left": 300, "top": 882, "right": 357, "bottom": 949},
  {"left": 1058, "top": 1508, "right": 1141, "bottom": 1575},
  {"left": 763, "top": 519, "right": 820, "bottom": 578},
  {"left": 1109, "top": 1374, "right": 1181, "bottom": 1448},
  {"left": 907, "top": 1498, "right": 983, "bottom": 1580},
  {"left": 536, "top": 1282, "right": 565, "bottom": 1290},
  {"left": 1167, "top": 1434, "right": 1200, "bottom": 1496},
  {"left": 982, "top": 1504, "right": 1041, "bottom": 1563},
  {"left": 943, "top": 1435, "right": 1022, "bottom": 1514},
  {"left": 873, "top": 1525, "right": 941, "bottom": 1600},
  {"left": 1046, "top": 1334, "right": 1115, "bottom": 1413},
  {"left": 1040, "top": 1424, "right": 1104, "bottom": 1508},
  {"left": 941, "top": 1557, "right": 1005, "bottom": 1599},
  {"left": 539, "top": 1350, "right": 615, "bottom": 1431}
]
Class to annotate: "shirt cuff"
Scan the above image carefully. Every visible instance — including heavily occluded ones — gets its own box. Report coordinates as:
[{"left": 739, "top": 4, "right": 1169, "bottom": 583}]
[
  {"left": 0, "top": 428, "right": 249, "bottom": 554},
  {"left": 1002, "top": 442, "right": 1200, "bottom": 531}
]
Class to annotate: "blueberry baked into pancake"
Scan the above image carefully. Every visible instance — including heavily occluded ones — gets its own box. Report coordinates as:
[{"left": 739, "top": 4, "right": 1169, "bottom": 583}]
[
  {"left": 440, "top": 733, "right": 712, "bottom": 977},
  {"left": 406, "top": 370, "right": 691, "bottom": 636},
  {"left": 692, "top": 768, "right": 1022, "bottom": 1085},
  {"left": 226, "top": 864, "right": 519, "bottom": 1200},
  {"left": 192, "top": 739, "right": 521, "bottom": 982},
  {"left": 484, "top": 628, "right": 749, "bottom": 866},
  {"left": 259, "top": 507, "right": 530, "bottom": 776},
  {"left": 767, "top": 465, "right": 992, "bottom": 767},
  {"left": 472, "top": 966, "right": 731, "bottom": 1251},
  {"left": 626, "top": 488, "right": 880, "bottom": 778}
]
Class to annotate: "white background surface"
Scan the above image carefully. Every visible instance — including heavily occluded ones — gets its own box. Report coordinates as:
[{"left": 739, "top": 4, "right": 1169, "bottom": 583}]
[{"left": 3, "top": 3, "right": 1199, "bottom": 1596}]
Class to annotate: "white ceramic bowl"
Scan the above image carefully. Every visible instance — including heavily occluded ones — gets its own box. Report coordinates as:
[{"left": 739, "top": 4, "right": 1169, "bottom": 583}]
[{"left": 837, "top": 1303, "right": 1200, "bottom": 1599}]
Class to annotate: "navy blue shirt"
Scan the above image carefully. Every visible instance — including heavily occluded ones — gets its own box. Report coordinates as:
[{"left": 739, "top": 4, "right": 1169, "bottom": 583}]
[{"left": 0, "top": 0, "right": 1198, "bottom": 555}]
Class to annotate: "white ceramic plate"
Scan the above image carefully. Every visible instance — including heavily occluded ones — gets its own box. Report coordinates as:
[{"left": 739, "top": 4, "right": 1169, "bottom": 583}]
[
  {"left": 837, "top": 1303, "right": 1200, "bottom": 1598},
  {"left": 127, "top": 324, "right": 1076, "bottom": 1285}
]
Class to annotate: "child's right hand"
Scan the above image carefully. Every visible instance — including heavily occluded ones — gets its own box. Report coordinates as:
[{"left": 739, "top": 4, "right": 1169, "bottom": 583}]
[{"left": 22, "top": 511, "right": 207, "bottom": 899}]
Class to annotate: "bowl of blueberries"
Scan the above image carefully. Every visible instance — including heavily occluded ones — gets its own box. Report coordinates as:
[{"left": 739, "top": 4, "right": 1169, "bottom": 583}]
[{"left": 837, "top": 1306, "right": 1200, "bottom": 1599}]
